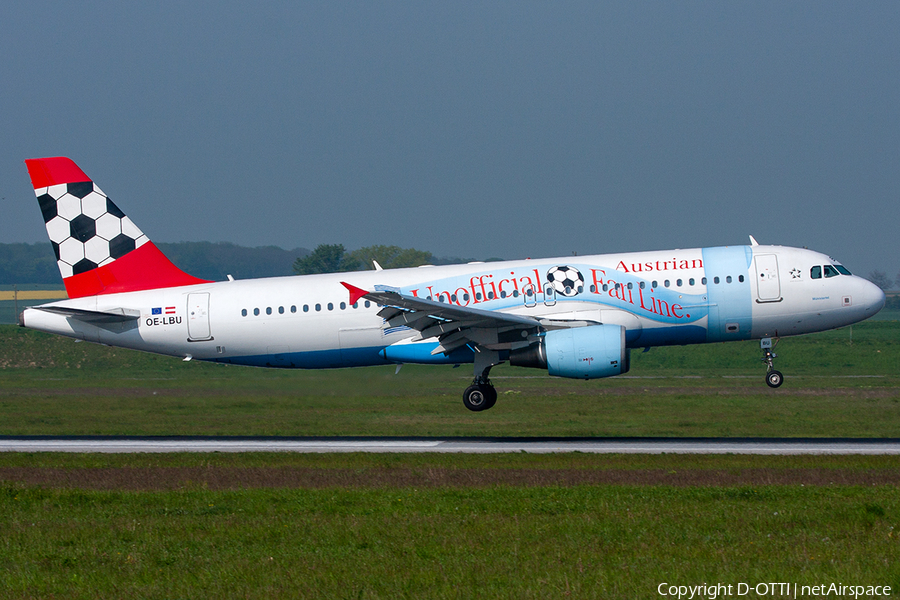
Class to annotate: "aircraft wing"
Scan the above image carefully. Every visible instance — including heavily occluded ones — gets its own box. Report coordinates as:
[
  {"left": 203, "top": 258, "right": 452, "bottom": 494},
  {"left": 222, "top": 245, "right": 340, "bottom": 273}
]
[{"left": 342, "top": 282, "right": 590, "bottom": 355}]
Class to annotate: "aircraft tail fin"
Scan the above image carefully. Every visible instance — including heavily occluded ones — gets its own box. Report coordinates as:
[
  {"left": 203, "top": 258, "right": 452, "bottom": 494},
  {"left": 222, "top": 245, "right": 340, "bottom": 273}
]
[{"left": 25, "top": 157, "right": 210, "bottom": 299}]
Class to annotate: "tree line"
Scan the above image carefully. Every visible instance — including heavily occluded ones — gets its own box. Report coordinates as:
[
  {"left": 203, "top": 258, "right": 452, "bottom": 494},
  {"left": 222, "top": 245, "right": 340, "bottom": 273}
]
[
  {"left": 0, "top": 242, "right": 309, "bottom": 284},
  {"left": 291, "top": 244, "right": 493, "bottom": 274},
  {"left": 0, "top": 241, "right": 496, "bottom": 284}
]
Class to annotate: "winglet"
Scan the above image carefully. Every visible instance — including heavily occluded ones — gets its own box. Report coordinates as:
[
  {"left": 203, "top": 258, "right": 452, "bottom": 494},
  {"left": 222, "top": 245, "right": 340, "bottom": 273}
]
[{"left": 341, "top": 282, "right": 369, "bottom": 305}]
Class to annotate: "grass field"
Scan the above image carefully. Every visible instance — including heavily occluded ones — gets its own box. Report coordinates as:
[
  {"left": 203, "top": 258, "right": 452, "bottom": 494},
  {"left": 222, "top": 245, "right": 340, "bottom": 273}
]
[
  {"left": 1, "top": 453, "right": 899, "bottom": 599},
  {"left": 0, "top": 321, "right": 897, "bottom": 437},
  {"left": 0, "top": 322, "right": 898, "bottom": 598}
]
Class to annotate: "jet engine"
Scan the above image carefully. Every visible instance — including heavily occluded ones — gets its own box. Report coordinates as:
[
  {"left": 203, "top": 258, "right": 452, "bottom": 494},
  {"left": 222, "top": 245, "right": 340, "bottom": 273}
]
[{"left": 510, "top": 324, "right": 630, "bottom": 379}]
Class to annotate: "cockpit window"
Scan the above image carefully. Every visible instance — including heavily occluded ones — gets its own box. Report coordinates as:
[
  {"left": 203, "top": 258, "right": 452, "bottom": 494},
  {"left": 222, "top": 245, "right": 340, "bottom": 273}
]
[
  {"left": 835, "top": 265, "right": 851, "bottom": 275},
  {"left": 824, "top": 265, "right": 840, "bottom": 278},
  {"left": 810, "top": 266, "right": 821, "bottom": 279}
]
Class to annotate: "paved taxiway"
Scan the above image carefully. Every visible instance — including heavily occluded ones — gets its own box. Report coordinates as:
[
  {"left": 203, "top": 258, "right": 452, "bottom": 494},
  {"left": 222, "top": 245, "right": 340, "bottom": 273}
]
[{"left": 1, "top": 437, "right": 899, "bottom": 454}]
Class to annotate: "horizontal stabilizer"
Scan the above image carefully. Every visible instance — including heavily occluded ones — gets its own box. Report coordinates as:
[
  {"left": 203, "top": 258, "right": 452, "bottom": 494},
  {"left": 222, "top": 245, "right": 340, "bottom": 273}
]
[{"left": 33, "top": 306, "right": 141, "bottom": 324}]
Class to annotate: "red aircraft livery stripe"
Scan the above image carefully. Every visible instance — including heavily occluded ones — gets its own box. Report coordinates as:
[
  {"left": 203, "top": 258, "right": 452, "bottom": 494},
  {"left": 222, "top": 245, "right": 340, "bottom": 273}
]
[
  {"left": 61, "top": 242, "right": 211, "bottom": 299},
  {"left": 25, "top": 157, "right": 91, "bottom": 188}
]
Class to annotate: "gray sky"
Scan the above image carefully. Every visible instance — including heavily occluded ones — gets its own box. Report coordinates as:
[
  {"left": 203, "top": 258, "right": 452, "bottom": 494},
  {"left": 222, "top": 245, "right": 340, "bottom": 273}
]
[{"left": 2, "top": 2, "right": 898, "bottom": 278}]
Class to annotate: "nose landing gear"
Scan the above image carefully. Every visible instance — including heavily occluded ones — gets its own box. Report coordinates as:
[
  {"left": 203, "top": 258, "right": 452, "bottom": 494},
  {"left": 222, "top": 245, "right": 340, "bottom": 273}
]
[{"left": 761, "top": 338, "right": 783, "bottom": 388}]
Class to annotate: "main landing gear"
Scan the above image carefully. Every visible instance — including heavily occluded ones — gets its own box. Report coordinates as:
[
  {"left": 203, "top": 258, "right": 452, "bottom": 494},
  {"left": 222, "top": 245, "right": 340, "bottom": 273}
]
[
  {"left": 463, "top": 348, "right": 502, "bottom": 412},
  {"left": 761, "top": 338, "right": 784, "bottom": 388},
  {"left": 463, "top": 380, "right": 497, "bottom": 411}
]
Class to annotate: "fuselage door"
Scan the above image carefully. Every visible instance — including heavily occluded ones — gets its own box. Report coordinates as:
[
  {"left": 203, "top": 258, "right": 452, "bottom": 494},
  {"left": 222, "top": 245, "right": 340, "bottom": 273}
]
[
  {"left": 754, "top": 254, "right": 782, "bottom": 302},
  {"left": 523, "top": 283, "right": 537, "bottom": 308},
  {"left": 187, "top": 292, "right": 213, "bottom": 341}
]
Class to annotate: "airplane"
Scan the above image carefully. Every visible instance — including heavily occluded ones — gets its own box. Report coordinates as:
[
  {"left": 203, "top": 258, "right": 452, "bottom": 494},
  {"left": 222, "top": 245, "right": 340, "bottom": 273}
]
[{"left": 19, "top": 157, "right": 886, "bottom": 411}]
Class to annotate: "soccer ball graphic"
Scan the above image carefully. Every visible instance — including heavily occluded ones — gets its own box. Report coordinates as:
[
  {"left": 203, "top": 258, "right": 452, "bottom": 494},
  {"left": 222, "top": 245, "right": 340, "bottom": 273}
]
[
  {"left": 546, "top": 265, "right": 584, "bottom": 296},
  {"left": 37, "top": 181, "right": 148, "bottom": 278}
]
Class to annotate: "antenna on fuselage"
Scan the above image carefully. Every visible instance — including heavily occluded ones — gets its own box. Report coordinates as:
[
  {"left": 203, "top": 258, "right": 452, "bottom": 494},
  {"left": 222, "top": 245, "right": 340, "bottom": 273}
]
[{"left": 749, "top": 235, "right": 760, "bottom": 246}]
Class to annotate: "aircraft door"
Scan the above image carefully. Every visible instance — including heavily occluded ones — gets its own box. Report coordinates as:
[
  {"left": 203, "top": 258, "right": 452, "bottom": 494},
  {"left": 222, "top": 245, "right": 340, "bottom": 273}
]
[
  {"left": 187, "top": 293, "right": 213, "bottom": 341},
  {"left": 523, "top": 283, "right": 537, "bottom": 308},
  {"left": 754, "top": 255, "right": 782, "bottom": 302},
  {"left": 543, "top": 284, "right": 557, "bottom": 307}
]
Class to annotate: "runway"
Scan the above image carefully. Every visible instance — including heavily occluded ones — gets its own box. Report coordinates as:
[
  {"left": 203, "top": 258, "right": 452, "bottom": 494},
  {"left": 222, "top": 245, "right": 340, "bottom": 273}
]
[{"left": 1, "top": 437, "right": 899, "bottom": 454}]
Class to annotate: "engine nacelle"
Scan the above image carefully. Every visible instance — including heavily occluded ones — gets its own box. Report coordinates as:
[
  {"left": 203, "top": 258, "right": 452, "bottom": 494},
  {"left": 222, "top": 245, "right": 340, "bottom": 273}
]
[{"left": 510, "top": 325, "right": 630, "bottom": 380}]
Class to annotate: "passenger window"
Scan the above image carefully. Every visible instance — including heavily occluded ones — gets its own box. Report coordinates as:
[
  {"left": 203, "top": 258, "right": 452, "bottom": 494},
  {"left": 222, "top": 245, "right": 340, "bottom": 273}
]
[
  {"left": 352, "top": 302, "right": 358, "bottom": 309},
  {"left": 487, "top": 292, "right": 494, "bottom": 299},
  {"left": 291, "top": 305, "right": 297, "bottom": 313},
  {"left": 701, "top": 277, "right": 707, "bottom": 285},
  {"left": 627, "top": 282, "right": 633, "bottom": 290},
  {"left": 364, "top": 301, "right": 371, "bottom": 308},
  {"left": 590, "top": 285, "right": 596, "bottom": 293},
  {"left": 664, "top": 280, "right": 670, "bottom": 288},
  {"left": 676, "top": 279, "right": 682, "bottom": 287},
  {"left": 327, "top": 303, "right": 334, "bottom": 311},
  {"left": 241, "top": 309, "right": 247, "bottom": 317},
  {"left": 253, "top": 308, "right": 260, "bottom": 316},
  {"left": 726, "top": 276, "right": 732, "bottom": 283},
  {"left": 714, "top": 277, "right": 720, "bottom": 284},
  {"left": 810, "top": 266, "right": 822, "bottom": 279},
  {"left": 340, "top": 302, "right": 346, "bottom": 310},
  {"left": 824, "top": 265, "right": 840, "bottom": 278},
  {"left": 738, "top": 275, "right": 744, "bottom": 283},
  {"left": 500, "top": 291, "right": 507, "bottom": 299},
  {"left": 652, "top": 281, "right": 658, "bottom": 288},
  {"left": 266, "top": 307, "right": 272, "bottom": 315},
  {"left": 463, "top": 293, "right": 470, "bottom": 302},
  {"left": 688, "top": 278, "right": 694, "bottom": 286},
  {"left": 303, "top": 305, "right": 309, "bottom": 312},
  {"left": 475, "top": 292, "right": 482, "bottom": 301},
  {"left": 278, "top": 306, "right": 284, "bottom": 314},
  {"left": 315, "top": 304, "right": 321, "bottom": 312},
  {"left": 639, "top": 281, "right": 645, "bottom": 289},
  {"left": 513, "top": 290, "right": 519, "bottom": 298}
]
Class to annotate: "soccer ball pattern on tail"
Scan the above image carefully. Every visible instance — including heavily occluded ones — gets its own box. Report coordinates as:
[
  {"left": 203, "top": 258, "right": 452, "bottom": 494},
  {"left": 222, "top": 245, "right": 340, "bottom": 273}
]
[{"left": 25, "top": 157, "right": 209, "bottom": 299}]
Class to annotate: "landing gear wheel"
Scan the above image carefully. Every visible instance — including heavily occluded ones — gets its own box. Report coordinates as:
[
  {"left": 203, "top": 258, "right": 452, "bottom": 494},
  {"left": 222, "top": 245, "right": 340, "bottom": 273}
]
[
  {"left": 463, "top": 384, "right": 496, "bottom": 412},
  {"left": 463, "top": 385, "right": 487, "bottom": 411},
  {"left": 766, "top": 370, "right": 784, "bottom": 388},
  {"left": 483, "top": 385, "right": 497, "bottom": 410}
]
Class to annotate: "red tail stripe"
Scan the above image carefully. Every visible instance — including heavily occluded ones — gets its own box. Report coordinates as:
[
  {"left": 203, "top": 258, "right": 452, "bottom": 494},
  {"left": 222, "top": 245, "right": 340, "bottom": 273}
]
[
  {"left": 25, "top": 157, "right": 91, "bottom": 189},
  {"left": 63, "top": 242, "right": 211, "bottom": 298}
]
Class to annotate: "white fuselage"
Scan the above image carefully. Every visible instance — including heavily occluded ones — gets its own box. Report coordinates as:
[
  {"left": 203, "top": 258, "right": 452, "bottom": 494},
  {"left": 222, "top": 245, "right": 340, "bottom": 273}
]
[{"left": 21, "top": 245, "right": 886, "bottom": 370}]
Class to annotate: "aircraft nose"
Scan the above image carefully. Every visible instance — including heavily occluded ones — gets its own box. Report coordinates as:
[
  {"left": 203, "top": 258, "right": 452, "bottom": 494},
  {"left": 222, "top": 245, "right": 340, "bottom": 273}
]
[{"left": 858, "top": 277, "right": 886, "bottom": 315}]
